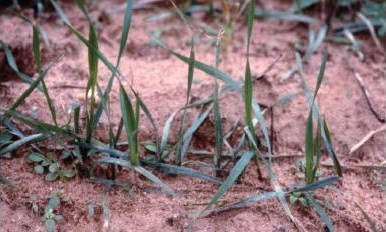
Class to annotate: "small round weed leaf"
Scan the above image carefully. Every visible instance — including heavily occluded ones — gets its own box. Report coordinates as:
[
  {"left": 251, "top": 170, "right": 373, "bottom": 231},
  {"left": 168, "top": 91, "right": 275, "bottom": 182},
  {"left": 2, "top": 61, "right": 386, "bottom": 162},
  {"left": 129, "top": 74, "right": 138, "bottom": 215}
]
[
  {"left": 289, "top": 195, "right": 297, "bottom": 204},
  {"left": 60, "top": 150, "right": 72, "bottom": 159},
  {"left": 299, "top": 197, "right": 309, "bottom": 207},
  {"left": 60, "top": 170, "right": 76, "bottom": 178},
  {"left": 49, "top": 163, "right": 59, "bottom": 173},
  {"left": 45, "top": 172, "right": 58, "bottom": 181},
  {"left": 45, "top": 218, "right": 56, "bottom": 232},
  {"left": 41, "top": 159, "right": 52, "bottom": 166},
  {"left": 48, "top": 196, "right": 60, "bottom": 208},
  {"left": 34, "top": 165, "right": 44, "bottom": 174},
  {"left": 28, "top": 152, "right": 45, "bottom": 162}
]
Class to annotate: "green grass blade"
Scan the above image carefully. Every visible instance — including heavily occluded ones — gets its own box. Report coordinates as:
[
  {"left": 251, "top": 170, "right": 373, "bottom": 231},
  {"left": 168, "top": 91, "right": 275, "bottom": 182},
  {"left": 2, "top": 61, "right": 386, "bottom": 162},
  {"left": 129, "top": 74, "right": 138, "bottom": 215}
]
[
  {"left": 252, "top": 98, "right": 271, "bottom": 157},
  {"left": 31, "top": 24, "right": 58, "bottom": 126},
  {"left": 255, "top": 8, "right": 318, "bottom": 24},
  {"left": 287, "top": 176, "right": 339, "bottom": 193},
  {"left": 180, "top": 106, "right": 212, "bottom": 162},
  {"left": 305, "top": 192, "right": 335, "bottom": 232},
  {"left": 92, "top": 0, "right": 133, "bottom": 140},
  {"left": 311, "top": 123, "right": 323, "bottom": 182},
  {"left": 99, "top": 157, "right": 175, "bottom": 196},
  {"left": 213, "top": 82, "right": 223, "bottom": 171},
  {"left": 323, "top": 120, "right": 342, "bottom": 177},
  {"left": 244, "top": 60, "right": 255, "bottom": 142},
  {"left": 204, "top": 191, "right": 280, "bottom": 216},
  {"left": 75, "top": 142, "right": 129, "bottom": 160},
  {"left": 117, "top": 0, "right": 133, "bottom": 65},
  {"left": 98, "top": 157, "right": 134, "bottom": 169},
  {"left": 119, "top": 85, "right": 139, "bottom": 166},
  {"left": 305, "top": 111, "right": 314, "bottom": 184},
  {"left": 353, "top": 201, "right": 379, "bottom": 232},
  {"left": 49, "top": 0, "right": 71, "bottom": 25},
  {"left": 246, "top": 0, "right": 255, "bottom": 50},
  {"left": 142, "top": 161, "right": 222, "bottom": 184},
  {"left": 176, "top": 42, "right": 195, "bottom": 164},
  {"left": 76, "top": 0, "right": 99, "bottom": 144},
  {"left": 0, "top": 42, "right": 43, "bottom": 91},
  {"left": 73, "top": 103, "right": 81, "bottom": 134},
  {"left": 32, "top": 26, "right": 42, "bottom": 73},
  {"left": 213, "top": 35, "right": 223, "bottom": 171},
  {"left": 0, "top": 133, "right": 46, "bottom": 156},
  {"left": 170, "top": 51, "right": 240, "bottom": 89},
  {"left": 244, "top": 119, "right": 302, "bottom": 229},
  {"left": 312, "top": 50, "right": 327, "bottom": 101},
  {"left": 1, "top": 109, "right": 76, "bottom": 139},
  {"left": 186, "top": 41, "right": 194, "bottom": 103},
  {"left": 202, "top": 151, "right": 254, "bottom": 213},
  {"left": 76, "top": 0, "right": 91, "bottom": 22},
  {"left": 60, "top": 22, "right": 119, "bottom": 78},
  {"left": 134, "top": 166, "right": 175, "bottom": 196},
  {"left": 9, "top": 56, "right": 59, "bottom": 111}
]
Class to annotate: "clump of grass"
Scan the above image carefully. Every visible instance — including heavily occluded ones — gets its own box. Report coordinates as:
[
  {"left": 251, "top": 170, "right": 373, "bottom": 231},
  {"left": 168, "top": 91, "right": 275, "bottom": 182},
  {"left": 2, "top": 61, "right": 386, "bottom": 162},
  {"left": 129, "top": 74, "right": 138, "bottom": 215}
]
[{"left": 0, "top": 0, "right": 362, "bottom": 230}]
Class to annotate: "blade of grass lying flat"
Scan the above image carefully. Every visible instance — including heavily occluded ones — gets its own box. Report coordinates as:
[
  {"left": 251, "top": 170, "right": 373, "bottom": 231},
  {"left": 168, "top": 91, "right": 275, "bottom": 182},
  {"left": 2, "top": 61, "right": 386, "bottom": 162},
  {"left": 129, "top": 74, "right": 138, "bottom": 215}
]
[
  {"left": 119, "top": 84, "right": 139, "bottom": 166},
  {"left": 1, "top": 109, "right": 77, "bottom": 139},
  {"left": 142, "top": 161, "right": 222, "bottom": 184},
  {"left": 287, "top": 176, "right": 339, "bottom": 194},
  {"left": 98, "top": 157, "right": 175, "bottom": 196},
  {"left": 205, "top": 176, "right": 340, "bottom": 217},
  {"left": 353, "top": 201, "right": 378, "bottom": 232},
  {"left": 1, "top": 118, "right": 41, "bottom": 152},
  {"left": 202, "top": 151, "right": 254, "bottom": 212},
  {"left": 134, "top": 166, "right": 175, "bottom": 196},
  {"left": 305, "top": 192, "right": 335, "bottom": 232},
  {"left": 255, "top": 8, "right": 318, "bottom": 24},
  {"left": 74, "top": 141, "right": 129, "bottom": 160},
  {"left": 0, "top": 133, "right": 46, "bottom": 156},
  {"left": 0, "top": 42, "right": 43, "bottom": 91},
  {"left": 203, "top": 191, "right": 280, "bottom": 217}
]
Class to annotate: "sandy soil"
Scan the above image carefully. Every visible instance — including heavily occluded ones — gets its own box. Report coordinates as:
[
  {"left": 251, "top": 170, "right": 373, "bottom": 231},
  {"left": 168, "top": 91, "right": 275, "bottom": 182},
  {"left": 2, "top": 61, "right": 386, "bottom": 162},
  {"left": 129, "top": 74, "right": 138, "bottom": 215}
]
[{"left": 1, "top": 1, "right": 385, "bottom": 231}]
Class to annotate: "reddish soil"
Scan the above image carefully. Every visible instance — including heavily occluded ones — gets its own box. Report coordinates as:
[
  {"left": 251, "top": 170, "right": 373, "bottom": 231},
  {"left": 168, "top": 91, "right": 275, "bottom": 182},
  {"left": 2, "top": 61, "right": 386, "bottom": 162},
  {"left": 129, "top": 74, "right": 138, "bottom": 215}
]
[{"left": 1, "top": 1, "right": 385, "bottom": 232}]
